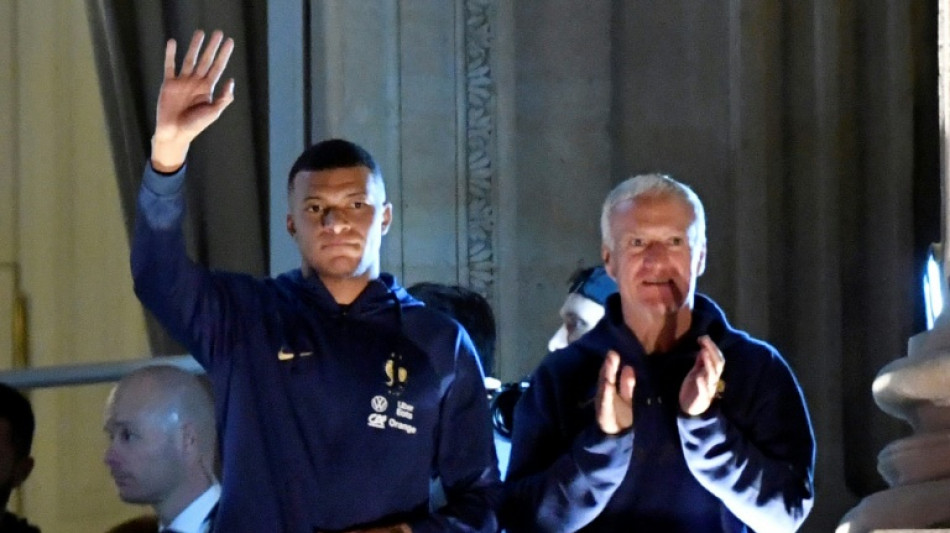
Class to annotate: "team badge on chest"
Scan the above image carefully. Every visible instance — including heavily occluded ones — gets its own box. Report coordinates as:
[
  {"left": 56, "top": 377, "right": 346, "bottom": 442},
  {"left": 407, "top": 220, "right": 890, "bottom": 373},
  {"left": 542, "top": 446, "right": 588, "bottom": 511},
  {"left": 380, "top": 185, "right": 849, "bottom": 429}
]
[{"left": 384, "top": 351, "right": 408, "bottom": 396}]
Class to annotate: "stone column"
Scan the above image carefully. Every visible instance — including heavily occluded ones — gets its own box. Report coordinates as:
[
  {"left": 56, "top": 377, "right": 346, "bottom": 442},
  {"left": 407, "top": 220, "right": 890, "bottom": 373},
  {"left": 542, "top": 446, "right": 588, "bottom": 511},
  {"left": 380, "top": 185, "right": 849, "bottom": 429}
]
[{"left": 835, "top": 1, "right": 950, "bottom": 531}]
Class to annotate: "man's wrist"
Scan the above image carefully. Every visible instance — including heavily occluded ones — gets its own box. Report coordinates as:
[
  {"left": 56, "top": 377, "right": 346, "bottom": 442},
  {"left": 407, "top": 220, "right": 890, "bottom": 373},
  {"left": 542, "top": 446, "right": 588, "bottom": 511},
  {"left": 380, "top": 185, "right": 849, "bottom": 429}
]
[{"left": 150, "top": 137, "right": 190, "bottom": 173}]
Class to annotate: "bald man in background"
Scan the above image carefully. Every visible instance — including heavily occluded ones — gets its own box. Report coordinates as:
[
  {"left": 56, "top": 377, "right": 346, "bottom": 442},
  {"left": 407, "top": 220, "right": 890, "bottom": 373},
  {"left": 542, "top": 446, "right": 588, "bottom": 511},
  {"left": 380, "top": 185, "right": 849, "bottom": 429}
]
[{"left": 103, "top": 365, "right": 219, "bottom": 533}]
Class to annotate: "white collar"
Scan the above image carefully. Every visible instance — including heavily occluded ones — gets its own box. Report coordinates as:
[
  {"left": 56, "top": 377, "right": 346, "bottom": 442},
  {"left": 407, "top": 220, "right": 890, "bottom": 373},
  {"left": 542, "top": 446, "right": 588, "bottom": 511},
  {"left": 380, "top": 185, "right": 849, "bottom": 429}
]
[{"left": 159, "top": 484, "right": 221, "bottom": 533}]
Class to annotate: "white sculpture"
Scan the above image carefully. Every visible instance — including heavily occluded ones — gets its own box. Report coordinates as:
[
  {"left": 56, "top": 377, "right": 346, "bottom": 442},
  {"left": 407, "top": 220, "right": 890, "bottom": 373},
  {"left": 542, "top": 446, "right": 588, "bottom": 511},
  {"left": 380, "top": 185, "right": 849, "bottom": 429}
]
[
  {"left": 835, "top": 256, "right": 950, "bottom": 531},
  {"left": 837, "top": 6, "right": 950, "bottom": 530}
]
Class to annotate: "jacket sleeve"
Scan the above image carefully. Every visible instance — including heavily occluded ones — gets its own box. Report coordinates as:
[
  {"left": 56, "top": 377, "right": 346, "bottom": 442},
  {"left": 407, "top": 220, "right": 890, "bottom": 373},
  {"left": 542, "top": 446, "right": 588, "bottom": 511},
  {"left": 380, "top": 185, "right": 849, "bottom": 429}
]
[
  {"left": 677, "top": 351, "right": 816, "bottom": 533},
  {"left": 502, "top": 362, "right": 633, "bottom": 533},
  {"left": 409, "top": 331, "right": 502, "bottom": 533},
  {"left": 130, "top": 163, "right": 234, "bottom": 370}
]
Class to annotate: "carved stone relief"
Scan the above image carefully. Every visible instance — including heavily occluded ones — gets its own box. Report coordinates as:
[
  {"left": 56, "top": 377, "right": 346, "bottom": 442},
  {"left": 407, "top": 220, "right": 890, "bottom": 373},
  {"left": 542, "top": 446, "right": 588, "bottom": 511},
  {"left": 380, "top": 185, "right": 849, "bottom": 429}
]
[{"left": 463, "top": 0, "right": 496, "bottom": 300}]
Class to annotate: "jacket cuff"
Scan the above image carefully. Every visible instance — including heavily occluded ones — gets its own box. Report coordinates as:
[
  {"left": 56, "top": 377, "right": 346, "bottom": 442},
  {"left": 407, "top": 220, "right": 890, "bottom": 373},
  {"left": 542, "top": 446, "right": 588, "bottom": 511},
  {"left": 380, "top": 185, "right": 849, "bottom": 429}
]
[{"left": 143, "top": 161, "right": 186, "bottom": 196}]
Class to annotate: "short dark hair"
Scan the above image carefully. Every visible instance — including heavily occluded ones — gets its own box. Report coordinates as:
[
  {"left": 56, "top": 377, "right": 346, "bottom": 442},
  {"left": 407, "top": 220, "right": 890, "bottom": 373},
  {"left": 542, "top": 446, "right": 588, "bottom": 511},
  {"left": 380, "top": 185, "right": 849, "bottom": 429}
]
[
  {"left": 407, "top": 283, "right": 496, "bottom": 374},
  {"left": 0, "top": 383, "right": 35, "bottom": 459},
  {"left": 287, "top": 138, "right": 382, "bottom": 194}
]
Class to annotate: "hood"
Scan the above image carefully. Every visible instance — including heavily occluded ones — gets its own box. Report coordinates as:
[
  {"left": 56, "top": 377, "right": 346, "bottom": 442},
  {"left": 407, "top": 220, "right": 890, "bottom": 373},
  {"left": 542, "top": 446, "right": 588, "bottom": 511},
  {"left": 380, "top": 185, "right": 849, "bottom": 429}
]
[
  {"left": 567, "top": 292, "right": 735, "bottom": 358},
  {"left": 275, "top": 270, "right": 423, "bottom": 318}
]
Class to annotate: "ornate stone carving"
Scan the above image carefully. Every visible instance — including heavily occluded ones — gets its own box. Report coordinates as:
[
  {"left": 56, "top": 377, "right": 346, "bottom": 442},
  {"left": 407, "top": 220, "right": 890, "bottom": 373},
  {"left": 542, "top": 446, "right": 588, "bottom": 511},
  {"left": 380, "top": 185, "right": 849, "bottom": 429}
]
[{"left": 463, "top": 0, "right": 495, "bottom": 299}]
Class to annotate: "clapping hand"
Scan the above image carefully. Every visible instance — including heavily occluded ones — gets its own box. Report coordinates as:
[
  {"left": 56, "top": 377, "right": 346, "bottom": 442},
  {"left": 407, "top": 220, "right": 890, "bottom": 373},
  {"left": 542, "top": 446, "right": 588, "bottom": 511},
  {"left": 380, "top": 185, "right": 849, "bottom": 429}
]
[
  {"left": 678, "top": 335, "right": 725, "bottom": 416},
  {"left": 596, "top": 350, "right": 636, "bottom": 435}
]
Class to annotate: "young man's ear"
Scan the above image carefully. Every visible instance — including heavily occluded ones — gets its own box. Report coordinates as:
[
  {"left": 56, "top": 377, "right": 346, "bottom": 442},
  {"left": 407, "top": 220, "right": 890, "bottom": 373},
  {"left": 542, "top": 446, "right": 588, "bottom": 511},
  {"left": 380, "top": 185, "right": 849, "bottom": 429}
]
[{"left": 286, "top": 215, "right": 296, "bottom": 237}]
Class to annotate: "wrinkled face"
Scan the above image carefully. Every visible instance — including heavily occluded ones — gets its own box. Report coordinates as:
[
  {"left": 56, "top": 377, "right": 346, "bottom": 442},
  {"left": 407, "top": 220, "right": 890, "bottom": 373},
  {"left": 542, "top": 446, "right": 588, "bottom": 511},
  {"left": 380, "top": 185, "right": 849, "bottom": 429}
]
[
  {"left": 103, "top": 386, "right": 186, "bottom": 506},
  {"left": 286, "top": 166, "right": 392, "bottom": 282},
  {"left": 602, "top": 194, "right": 706, "bottom": 318},
  {"left": 547, "top": 293, "right": 606, "bottom": 351}
]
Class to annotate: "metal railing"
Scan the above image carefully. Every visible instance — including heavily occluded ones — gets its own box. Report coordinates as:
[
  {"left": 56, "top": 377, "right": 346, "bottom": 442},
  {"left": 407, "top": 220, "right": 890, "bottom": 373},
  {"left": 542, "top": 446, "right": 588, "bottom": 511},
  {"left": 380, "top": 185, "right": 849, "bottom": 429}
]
[
  {"left": 2, "top": 260, "right": 204, "bottom": 389},
  {"left": 0, "top": 355, "right": 203, "bottom": 389}
]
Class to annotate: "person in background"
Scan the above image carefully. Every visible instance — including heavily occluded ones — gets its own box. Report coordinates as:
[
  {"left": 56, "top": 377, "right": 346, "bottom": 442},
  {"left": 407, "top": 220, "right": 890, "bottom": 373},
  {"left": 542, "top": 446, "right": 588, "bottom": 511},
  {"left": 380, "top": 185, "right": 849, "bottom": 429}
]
[
  {"left": 406, "top": 282, "right": 511, "bottom": 476},
  {"left": 104, "top": 365, "right": 219, "bottom": 533},
  {"left": 491, "top": 266, "right": 619, "bottom": 454},
  {"left": 503, "top": 173, "right": 815, "bottom": 532},
  {"left": 406, "top": 282, "right": 498, "bottom": 388},
  {"left": 547, "top": 266, "right": 618, "bottom": 352},
  {"left": 0, "top": 383, "right": 39, "bottom": 533}
]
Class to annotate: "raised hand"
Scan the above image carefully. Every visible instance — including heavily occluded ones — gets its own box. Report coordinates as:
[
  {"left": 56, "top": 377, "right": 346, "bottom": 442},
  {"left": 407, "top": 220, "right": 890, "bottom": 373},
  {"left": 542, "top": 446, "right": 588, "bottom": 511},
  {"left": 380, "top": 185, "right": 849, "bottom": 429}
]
[
  {"left": 596, "top": 350, "right": 636, "bottom": 435},
  {"left": 151, "top": 29, "right": 235, "bottom": 172},
  {"left": 678, "top": 335, "right": 725, "bottom": 416}
]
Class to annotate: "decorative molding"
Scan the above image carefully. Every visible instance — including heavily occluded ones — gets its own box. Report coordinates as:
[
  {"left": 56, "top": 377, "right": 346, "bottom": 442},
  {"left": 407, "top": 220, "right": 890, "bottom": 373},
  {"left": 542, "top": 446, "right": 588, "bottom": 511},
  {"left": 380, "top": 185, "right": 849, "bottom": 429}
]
[{"left": 463, "top": 0, "right": 496, "bottom": 299}]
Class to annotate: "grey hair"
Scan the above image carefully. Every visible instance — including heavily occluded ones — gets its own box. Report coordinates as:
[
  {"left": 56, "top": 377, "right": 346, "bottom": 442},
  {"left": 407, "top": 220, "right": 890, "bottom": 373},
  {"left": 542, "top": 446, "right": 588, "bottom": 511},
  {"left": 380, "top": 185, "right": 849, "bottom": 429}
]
[{"left": 600, "top": 173, "right": 706, "bottom": 249}]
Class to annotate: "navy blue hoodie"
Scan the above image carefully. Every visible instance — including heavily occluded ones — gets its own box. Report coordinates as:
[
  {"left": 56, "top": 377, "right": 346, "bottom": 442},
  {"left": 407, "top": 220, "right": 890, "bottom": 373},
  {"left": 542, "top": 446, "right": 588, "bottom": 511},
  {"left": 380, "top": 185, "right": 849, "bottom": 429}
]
[
  {"left": 132, "top": 165, "right": 500, "bottom": 533},
  {"left": 503, "top": 294, "right": 815, "bottom": 532}
]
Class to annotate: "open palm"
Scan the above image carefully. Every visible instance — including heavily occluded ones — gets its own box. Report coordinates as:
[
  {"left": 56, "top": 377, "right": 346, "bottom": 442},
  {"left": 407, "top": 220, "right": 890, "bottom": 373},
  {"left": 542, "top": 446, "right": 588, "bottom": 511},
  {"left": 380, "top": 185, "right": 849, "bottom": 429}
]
[
  {"left": 678, "top": 335, "right": 725, "bottom": 416},
  {"left": 152, "top": 30, "right": 235, "bottom": 171},
  {"left": 596, "top": 350, "right": 636, "bottom": 435}
]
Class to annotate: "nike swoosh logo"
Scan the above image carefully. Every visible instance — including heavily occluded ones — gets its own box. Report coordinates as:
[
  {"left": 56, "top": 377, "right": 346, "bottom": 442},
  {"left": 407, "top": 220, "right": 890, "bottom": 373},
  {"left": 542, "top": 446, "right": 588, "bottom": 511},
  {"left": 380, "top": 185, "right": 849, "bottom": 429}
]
[{"left": 278, "top": 349, "right": 294, "bottom": 361}]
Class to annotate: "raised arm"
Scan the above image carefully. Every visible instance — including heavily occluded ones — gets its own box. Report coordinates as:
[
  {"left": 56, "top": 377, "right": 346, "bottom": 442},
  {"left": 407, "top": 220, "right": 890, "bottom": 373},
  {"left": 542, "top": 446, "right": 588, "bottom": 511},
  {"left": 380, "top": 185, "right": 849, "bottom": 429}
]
[
  {"left": 151, "top": 29, "right": 235, "bottom": 172},
  {"left": 131, "top": 30, "right": 241, "bottom": 369}
]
